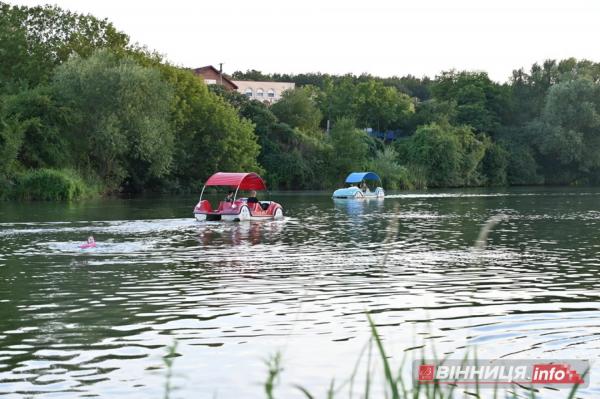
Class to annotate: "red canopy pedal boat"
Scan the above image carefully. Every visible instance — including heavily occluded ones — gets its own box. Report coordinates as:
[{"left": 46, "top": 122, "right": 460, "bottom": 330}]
[{"left": 193, "top": 172, "right": 284, "bottom": 222}]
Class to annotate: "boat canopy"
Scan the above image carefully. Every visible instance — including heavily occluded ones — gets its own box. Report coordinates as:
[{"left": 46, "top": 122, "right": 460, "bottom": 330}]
[
  {"left": 204, "top": 172, "right": 267, "bottom": 190},
  {"left": 345, "top": 172, "right": 381, "bottom": 184}
]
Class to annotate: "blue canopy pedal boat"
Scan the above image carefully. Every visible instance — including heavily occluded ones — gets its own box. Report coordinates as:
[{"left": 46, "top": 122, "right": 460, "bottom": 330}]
[{"left": 332, "top": 172, "right": 385, "bottom": 199}]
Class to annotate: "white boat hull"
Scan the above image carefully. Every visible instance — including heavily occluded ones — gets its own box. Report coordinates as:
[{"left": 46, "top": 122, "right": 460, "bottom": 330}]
[
  {"left": 194, "top": 205, "right": 284, "bottom": 222},
  {"left": 332, "top": 187, "right": 385, "bottom": 199}
]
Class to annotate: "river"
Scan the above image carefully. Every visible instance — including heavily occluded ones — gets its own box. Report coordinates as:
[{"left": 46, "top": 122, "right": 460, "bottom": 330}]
[{"left": 0, "top": 188, "right": 599, "bottom": 398}]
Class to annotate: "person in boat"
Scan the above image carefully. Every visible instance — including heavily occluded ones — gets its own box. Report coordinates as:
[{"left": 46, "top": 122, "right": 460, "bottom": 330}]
[
  {"left": 247, "top": 190, "right": 259, "bottom": 204},
  {"left": 87, "top": 236, "right": 95, "bottom": 244},
  {"left": 247, "top": 190, "right": 269, "bottom": 210},
  {"left": 224, "top": 190, "right": 235, "bottom": 202},
  {"left": 360, "top": 181, "right": 368, "bottom": 193}
]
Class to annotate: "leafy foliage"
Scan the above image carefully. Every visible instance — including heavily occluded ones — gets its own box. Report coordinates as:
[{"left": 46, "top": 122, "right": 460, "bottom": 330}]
[
  {"left": 270, "top": 87, "right": 322, "bottom": 132},
  {"left": 3, "top": 1, "right": 600, "bottom": 199},
  {"left": 398, "top": 123, "right": 487, "bottom": 187},
  {"left": 531, "top": 78, "right": 600, "bottom": 183},
  {"left": 0, "top": 97, "right": 25, "bottom": 175},
  {"left": 367, "top": 147, "right": 413, "bottom": 189},
  {"left": 327, "top": 117, "right": 370, "bottom": 182},
  {"left": 12, "top": 168, "right": 92, "bottom": 201},
  {"left": 0, "top": 1, "right": 128, "bottom": 90},
  {"left": 159, "top": 66, "right": 261, "bottom": 191},
  {"left": 321, "top": 77, "right": 415, "bottom": 131},
  {"left": 3, "top": 86, "right": 71, "bottom": 169},
  {"left": 51, "top": 49, "right": 175, "bottom": 191},
  {"left": 431, "top": 71, "right": 509, "bottom": 135}
]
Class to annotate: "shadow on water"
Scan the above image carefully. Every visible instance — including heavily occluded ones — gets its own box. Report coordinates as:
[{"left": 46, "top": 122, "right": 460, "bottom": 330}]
[{"left": 0, "top": 188, "right": 599, "bottom": 398}]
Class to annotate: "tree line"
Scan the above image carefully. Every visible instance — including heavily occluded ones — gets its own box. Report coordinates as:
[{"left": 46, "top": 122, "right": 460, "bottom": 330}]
[{"left": 1, "top": 2, "right": 600, "bottom": 200}]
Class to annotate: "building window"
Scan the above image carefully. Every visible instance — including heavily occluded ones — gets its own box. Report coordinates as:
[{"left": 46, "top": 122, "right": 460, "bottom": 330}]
[
  {"left": 204, "top": 79, "right": 217, "bottom": 85},
  {"left": 256, "top": 88, "right": 264, "bottom": 97},
  {"left": 267, "top": 89, "right": 275, "bottom": 98},
  {"left": 244, "top": 88, "right": 253, "bottom": 97}
]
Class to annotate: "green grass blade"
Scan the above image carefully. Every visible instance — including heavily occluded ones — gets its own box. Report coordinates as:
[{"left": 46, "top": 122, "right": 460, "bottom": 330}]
[
  {"left": 294, "top": 385, "right": 315, "bottom": 399},
  {"left": 367, "top": 313, "right": 400, "bottom": 399}
]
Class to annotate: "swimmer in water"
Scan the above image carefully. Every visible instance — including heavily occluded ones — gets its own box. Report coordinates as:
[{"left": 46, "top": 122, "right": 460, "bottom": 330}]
[{"left": 80, "top": 236, "right": 96, "bottom": 249}]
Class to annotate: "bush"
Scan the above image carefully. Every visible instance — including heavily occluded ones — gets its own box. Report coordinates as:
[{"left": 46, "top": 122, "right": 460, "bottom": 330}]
[
  {"left": 13, "top": 169, "right": 92, "bottom": 201},
  {"left": 368, "top": 146, "right": 413, "bottom": 189},
  {"left": 0, "top": 177, "right": 13, "bottom": 200},
  {"left": 506, "top": 144, "right": 544, "bottom": 185},
  {"left": 398, "top": 122, "right": 486, "bottom": 187},
  {"left": 0, "top": 100, "right": 25, "bottom": 175},
  {"left": 482, "top": 141, "right": 509, "bottom": 186}
]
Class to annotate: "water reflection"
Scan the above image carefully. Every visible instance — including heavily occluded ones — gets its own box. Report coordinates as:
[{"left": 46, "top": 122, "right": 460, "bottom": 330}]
[
  {"left": 197, "top": 220, "right": 285, "bottom": 247},
  {"left": 0, "top": 189, "right": 599, "bottom": 398},
  {"left": 332, "top": 197, "right": 384, "bottom": 217}
]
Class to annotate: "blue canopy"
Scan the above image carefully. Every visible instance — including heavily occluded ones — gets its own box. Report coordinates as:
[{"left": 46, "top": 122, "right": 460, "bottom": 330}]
[{"left": 345, "top": 172, "right": 381, "bottom": 184}]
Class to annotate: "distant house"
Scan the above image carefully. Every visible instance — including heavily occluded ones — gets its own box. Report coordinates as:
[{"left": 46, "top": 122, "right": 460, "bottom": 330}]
[
  {"left": 192, "top": 65, "right": 238, "bottom": 91},
  {"left": 232, "top": 80, "right": 295, "bottom": 104}
]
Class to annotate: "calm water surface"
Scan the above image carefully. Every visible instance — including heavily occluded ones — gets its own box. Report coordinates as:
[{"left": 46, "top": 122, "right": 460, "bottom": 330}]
[{"left": 0, "top": 188, "right": 599, "bottom": 398}]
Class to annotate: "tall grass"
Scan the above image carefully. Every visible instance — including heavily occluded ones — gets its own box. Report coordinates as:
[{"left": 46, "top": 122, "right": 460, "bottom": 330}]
[
  {"left": 262, "top": 315, "right": 584, "bottom": 399},
  {"left": 11, "top": 168, "right": 96, "bottom": 201}
]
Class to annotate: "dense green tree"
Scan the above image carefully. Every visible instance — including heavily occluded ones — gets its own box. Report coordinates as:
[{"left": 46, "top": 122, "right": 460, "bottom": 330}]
[
  {"left": 270, "top": 87, "right": 323, "bottom": 133},
  {"left": 367, "top": 146, "right": 412, "bottom": 189},
  {"left": 509, "top": 58, "right": 600, "bottom": 126},
  {"left": 0, "top": 1, "right": 128, "bottom": 90},
  {"left": 353, "top": 80, "right": 415, "bottom": 131},
  {"left": 327, "top": 117, "right": 370, "bottom": 181},
  {"left": 398, "top": 122, "right": 487, "bottom": 187},
  {"left": 3, "top": 86, "right": 71, "bottom": 169},
  {"left": 259, "top": 125, "right": 329, "bottom": 189},
  {"left": 405, "top": 99, "right": 458, "bottom": 133},
  {"left": 231, "top": 69, "right": 272, "bottom": 81},
  {"left": 530, "top": 78, "right": 600, "bottom": 183},
  {"left": 210, "top": 84, "right": 329, "bottom": 189},
  {"left": 51, "top": 50, "right": 174, "bottom": 190},
  {"left": 504, "top": 141, "right": 543, "bottom": 185},
  {"left": 322, "top": 77, "right": 414, "bottom": 131},
  {"left": 432, "top": 71, "right": 508, "bottom": 135},
  {"left": 158, "top": 66, "right": 262, "bottom": 190},
  {"left": 233, "top": 71, "right": 433, "bottom": 102},
  {"left": 481, "top": 141, "right": 509, "bottom": 186},
  {"left": 6, "top": 0, "right": 600, "bottom": 197},
  {"left": 382, "top": 74, "right": 432, "bottom": 101},
  {"left": 0, "top": 97, "right": 25, "bottom": 175}
]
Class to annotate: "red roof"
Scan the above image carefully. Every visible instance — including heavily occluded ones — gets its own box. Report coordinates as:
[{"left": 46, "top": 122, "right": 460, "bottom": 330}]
[
  {"left": 204, "top": 172, "right": 267, "bottom": 190},
  {"left": 192, "top": 66, "right": 238, "bottom": 89}
]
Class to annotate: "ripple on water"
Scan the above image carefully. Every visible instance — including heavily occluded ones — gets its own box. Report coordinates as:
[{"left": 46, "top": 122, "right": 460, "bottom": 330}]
[{"left": 0, "top": 191, "right": 599, "bottom": 398}]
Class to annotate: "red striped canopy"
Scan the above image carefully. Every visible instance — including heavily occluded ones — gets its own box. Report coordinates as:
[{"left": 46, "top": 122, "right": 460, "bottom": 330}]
[{"left": 204, "top": 172, "right": 267, "bottom": 190}]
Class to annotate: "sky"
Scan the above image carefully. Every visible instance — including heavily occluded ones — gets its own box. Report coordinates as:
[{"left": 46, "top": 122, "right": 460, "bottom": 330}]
[{"left": 9, "top": 0, "right": 600, "bottom": 82}]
